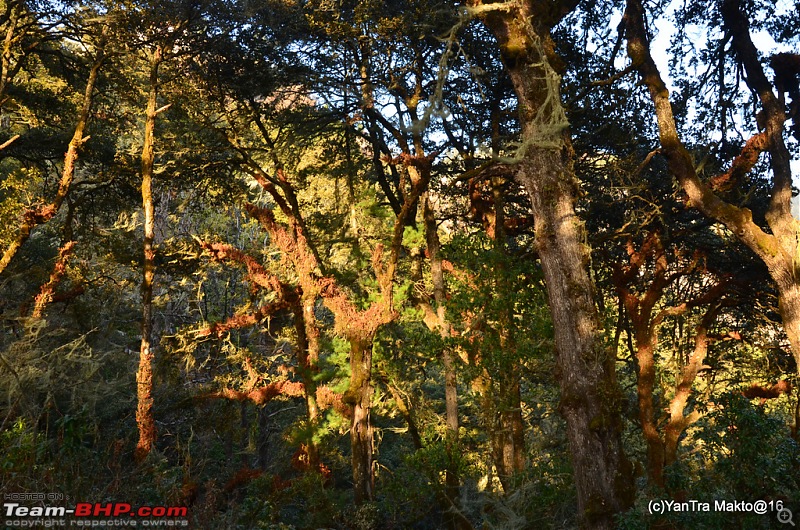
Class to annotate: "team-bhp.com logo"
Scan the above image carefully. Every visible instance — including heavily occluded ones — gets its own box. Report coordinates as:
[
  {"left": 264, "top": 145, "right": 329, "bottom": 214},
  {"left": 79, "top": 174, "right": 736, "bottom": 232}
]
[
  {"left": 74, "top": 504, "right": 186, "bottom": 518},
  {"left": 4, "top": 502, "right": 189, "bottom": 527}
]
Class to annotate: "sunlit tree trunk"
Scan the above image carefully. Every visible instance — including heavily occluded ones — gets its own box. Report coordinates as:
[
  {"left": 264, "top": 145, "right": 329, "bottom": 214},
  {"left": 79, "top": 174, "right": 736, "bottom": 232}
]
[
  {"left": 470, "top": 2, "right": 634, "bottom": 526},
  {"left": 423, "top": 193, "right": 463, "bottom": 523},
  {"left": 0, "top": 2, "right": 22, "bottom": 102},
  {"left": 31, "top": 242, "right": 77, "bottom": 319},
  {"left": 612, "top": 235, "right": 671, "bottom": 488},
  {"left": 664, "top": 307, "right": 719, "bottom": 466},
  {"left": 135, "top": 45, "right": 162, "bottom": 462},
  {"left": 626, "top": 0, "right": 800, "bottom": 429},
  {"left": 610, "top": 204, "right": 733, "bottom": 488}
]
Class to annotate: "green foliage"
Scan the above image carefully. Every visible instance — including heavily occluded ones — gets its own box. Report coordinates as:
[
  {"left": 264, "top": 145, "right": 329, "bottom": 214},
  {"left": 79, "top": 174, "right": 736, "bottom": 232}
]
[
  {"left": 618, "top": 393, "right": 800, "bottom": 529},
  {"left": 0, "top": 418, "right": 46, "bottom": 476},
  {"left": 0, "top": 165, "right": 43, "bottom": 245},
  {"left": 684, "top": 393, "right": 799, "bottom": 498},
  {"left": 446, "top": 231, "right": 553, "bottom": 373}
]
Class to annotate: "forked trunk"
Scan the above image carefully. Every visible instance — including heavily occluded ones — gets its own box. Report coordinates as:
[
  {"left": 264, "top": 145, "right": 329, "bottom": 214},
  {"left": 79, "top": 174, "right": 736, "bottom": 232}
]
[{"left": 626, "top": 0, "right": 800, "bottom": 432}]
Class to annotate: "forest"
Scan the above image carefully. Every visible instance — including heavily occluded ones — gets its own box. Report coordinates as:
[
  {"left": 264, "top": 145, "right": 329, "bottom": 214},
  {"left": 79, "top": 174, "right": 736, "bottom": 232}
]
[{"left": 0, "top": 0, "right": 798, "bottom": 528}]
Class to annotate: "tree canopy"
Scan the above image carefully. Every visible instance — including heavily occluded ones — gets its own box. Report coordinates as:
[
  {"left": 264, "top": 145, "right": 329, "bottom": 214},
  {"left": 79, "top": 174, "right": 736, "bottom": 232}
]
[{"left": 1, "top": 0, "right": 798, "bottom": 528}]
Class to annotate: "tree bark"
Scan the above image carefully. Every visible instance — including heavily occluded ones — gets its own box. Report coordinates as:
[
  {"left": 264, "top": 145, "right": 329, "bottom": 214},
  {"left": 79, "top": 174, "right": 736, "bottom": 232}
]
[
  {"left": 135, "top": 45, "right": 162, "bottom": 462},
  {"left": 32, "top": 241, "right": 77, "bottom": 319},
  {"left": 664, "top": 306, "right": 719, "bottom": 466},
  {"left": 347, "top": 337, "right": 375, "bottom": 503},
  {"left": 518, "top": 152, "right": 633, "bottom": 526},
  {"left": 470, "top": 2, "right": 634, "bottom": 526},
  {"left": 0, "top": 1, "right": 34, "bottom": 109},
  {"left": 293, "top": 296, "right": 321, "bottom": 468},
  {"left": 613, "top": 235, "right": 671, "bottom": 488},
  {"left": 490, "top": 177, "right": 526, "bottom": 490}
]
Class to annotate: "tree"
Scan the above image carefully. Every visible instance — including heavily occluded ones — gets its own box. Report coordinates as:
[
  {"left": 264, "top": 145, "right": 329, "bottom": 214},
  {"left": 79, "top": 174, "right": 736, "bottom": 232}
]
[
  {"left": 466, "top": 1, "right": 634, "bottom": 526},
  {"left": 624, "top": 0, "right": 800, "bottom": 436}
]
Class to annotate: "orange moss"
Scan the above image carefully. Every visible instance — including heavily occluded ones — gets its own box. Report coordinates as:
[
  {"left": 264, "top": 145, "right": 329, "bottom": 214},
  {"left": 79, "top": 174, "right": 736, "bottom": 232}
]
[
  {"left": 292, "top": 444, "right": 333, "bottom": 481},
  {"left": 22, "top": 204, "right": 57, "bottom": 224},
  {"left": 709, "top": 132, "right": 768, "bottom": 191},
  {"left": 196, "top": 300, "right": 292, "bottom": 338},
  {"left": 742, "top": 379, "right": 792, "bottom": 404},
  {"left": 202, "top": 380, "right": 305, "bottom": 406},
  {"left": 224, "top": 467, "right": 263, "bottom": 492},
  {"left": 316, "top": 386, "right": 350, "bottom": 418},
  {"left": 200, "top": 241, "right": 294, "bottom": 298},
  {"left": 32, "top": 241, "right": 76, "bottom": 318}
]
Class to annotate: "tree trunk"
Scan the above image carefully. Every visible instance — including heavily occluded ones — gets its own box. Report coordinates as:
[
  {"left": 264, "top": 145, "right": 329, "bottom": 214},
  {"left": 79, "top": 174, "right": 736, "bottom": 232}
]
[
  {"left": 664, "top": 307, "right": 718, "bottom": 466},
  {"left": 423, "top": 193, "right": 463, "bottom": 522},
  {"left": 135, "top": 45, "right": 162, "bottom": 462},
  {"left": 0, "top": 3, "right": 21, "bottom": 103},
  {"left": 777, "top": 279, "right": 800, "bottom": 374},
  {"left": 293, "top": 296, "right": 321, "bottom": 468},
  {"left": 496, "top": 374, "right": 525, "bottom": 491},
  {"left": 442, "top": 346, "right": 461, "bottom": 500},
  {"left": 633, "top": 339, "right": 665, "bottom": 488},
  {"left": 471, "top": 3, "right": 634, "bottom": 525},
  {"left": 613, "top": 235, "right": 673, "bottom": 488},
  {"left": 347, "top": 337, "right": 375, "bottom": 503},
  {"left": 518, "top": 152, "right": 633, "bottom": 525},
  {"left": 490, "top": 177, "right": 526, "bottom": 490}
]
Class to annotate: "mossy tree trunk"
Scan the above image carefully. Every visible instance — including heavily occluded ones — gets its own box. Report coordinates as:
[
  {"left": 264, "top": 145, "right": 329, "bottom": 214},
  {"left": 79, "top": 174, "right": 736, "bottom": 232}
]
[
  {"left": 135, "top": 44, "right": 162, "bottom": 462},
  {"left": 423, "top": 193, "right": 464, "bottom": 524},
  {"left": 294, "top": 296, "right": 321, "bottom": 468},
  {"left": 346, "top": 336, "right": 375, "bottom": 503},
  {"left": 469, "top": 1, "right": 634, "bottom": 526},
  {"left": 0, "top": 35, "right": 105, "bottom": 277}
]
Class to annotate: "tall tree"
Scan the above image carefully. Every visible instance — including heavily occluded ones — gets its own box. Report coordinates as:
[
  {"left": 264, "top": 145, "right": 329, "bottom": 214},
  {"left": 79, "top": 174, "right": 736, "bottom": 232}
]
[
  {"left": 111, "top": 0, "right": 199, "bottom": 461},
  {"left": 134, "top": 41, "right": 162, "bottom": 461},
  {"left": 466, "top": 1, "right": 634, "bottom": 526}
]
